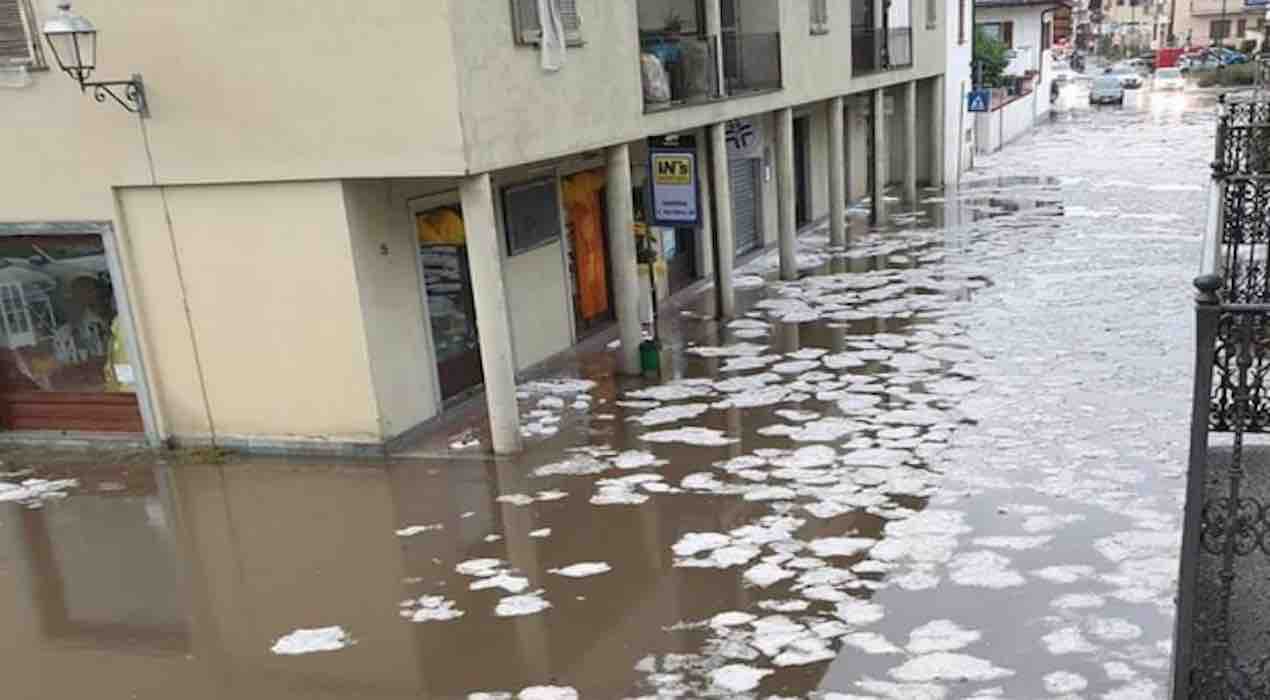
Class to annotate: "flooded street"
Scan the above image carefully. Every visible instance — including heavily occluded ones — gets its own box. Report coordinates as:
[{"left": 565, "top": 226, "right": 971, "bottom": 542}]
[{"left": 0, "top": 88, "right": 1214, "bottom": 699}]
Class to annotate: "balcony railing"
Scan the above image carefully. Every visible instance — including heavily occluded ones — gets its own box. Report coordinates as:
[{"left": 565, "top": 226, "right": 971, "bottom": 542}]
[
  {"left": 888, "top": 28, "right": 913, "bottom": 68},
  {"left": 641, "top": 34, "right": 721, "bottom": 112},
  {"left": 721, "top": 32, "right": 783, "bottom": 96},
  {"left": 851, "top": 26, "right": 912, "bottom": 74}
]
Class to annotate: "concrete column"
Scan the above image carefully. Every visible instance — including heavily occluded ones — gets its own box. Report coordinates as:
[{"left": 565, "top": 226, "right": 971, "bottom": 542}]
[
  {"left": 459, "top": 173, "right": 523, "bottom": 455},
  {"left": 931, "top": 75, "right": 946, "bottom": 189},
  {"left": 872, "top": 88, "right": 887, "bottom": 225},
  {"left": 704, "top": 0, "right": 725, "bottom": 97},
  {"left": 709, "top": 122, "right": 736, "bottom": 319},
  {"left": 696, "top": 127, "right": 716, "bottom": 279},
  {"left": 905, "top": 80, "right": 919, "bottom": 205},
  {"left": 607, "top": 144, "right": 642, "bottom": 375},
  {"left": 776, "top": 107, "right": 797, "bottom": 281},
  {"left": 828, "top": 96, "right": 847, "bottom": 248}
]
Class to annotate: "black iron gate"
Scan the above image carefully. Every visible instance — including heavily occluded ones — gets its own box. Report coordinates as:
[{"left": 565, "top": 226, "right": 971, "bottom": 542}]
[{"left": 1175, "top": 92, "right": 1270, "bottom": 699}]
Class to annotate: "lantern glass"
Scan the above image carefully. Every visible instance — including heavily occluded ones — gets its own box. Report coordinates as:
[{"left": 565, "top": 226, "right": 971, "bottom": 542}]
[{"left": 42, "top": 4, "right": 97, "bottom": 80}]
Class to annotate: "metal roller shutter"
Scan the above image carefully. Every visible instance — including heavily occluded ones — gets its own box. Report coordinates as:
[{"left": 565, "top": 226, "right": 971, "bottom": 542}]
[{"left": 730, "top": 156, "right": 761, "bottom": 257}]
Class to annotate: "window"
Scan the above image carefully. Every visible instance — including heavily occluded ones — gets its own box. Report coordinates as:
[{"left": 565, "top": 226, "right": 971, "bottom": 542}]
[
  {"left": 811, "top": 0, "right": 830, "bottom": 34},
  {"left": 959, "top": 0, "right": 966, "bottom": 43},
  {"left": 927, "top": 0, "right": 938, "bottom": 30},
  {"left": 978, "top": 21, "right": 1014, "bottom": 47},
  {"left": 1237, "top": 18, "right": 1247, "bottom": 37},
  {"left": 502, "top": 179, "right": 562, "bottom": 256},
  {"left": 512, "top": 0, "right": 583, "bottom": 46},
  {"left": 1211, "top": 19, "right": 1231, "bottom": 40},
  {"left": 0, "top": 0, "right": 43, "bottom": 67}
]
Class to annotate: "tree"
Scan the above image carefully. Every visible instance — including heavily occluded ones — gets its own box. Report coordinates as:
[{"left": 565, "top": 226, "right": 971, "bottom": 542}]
[{"left": 974, "top": 28, "right": 1011, "bottom": 88}]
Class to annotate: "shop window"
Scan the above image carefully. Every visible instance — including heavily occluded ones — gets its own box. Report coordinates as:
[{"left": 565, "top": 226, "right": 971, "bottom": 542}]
[
  {"left": 0, "top": 235, "right": 134, "bottom": 395},
  {"left": 811, "top": 0, "right": 830, "bottom": 34},
  {"left": 502, "top": 178, "right": 563, "bottom": 256},
  {"left": 0, "top": 0, "right": 44, "bottom": 67},
  {"left": 511, "top": 0, "right": 583, "bottom": 45}
]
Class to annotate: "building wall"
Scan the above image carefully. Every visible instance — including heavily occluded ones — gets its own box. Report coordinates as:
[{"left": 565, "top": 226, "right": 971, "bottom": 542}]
[
  {"left": 978, "top": 6, "right": 1049, "bottom": 73},
  {"left": 342, "top": 180, "right": 439, "bottom": 440},
  {"left": 117, "top": 181, "right": 384, "bottom": 446},
  {"left": 449, "top": 0, "right": 946, "bottom": 176},
  {"left": 945, "top": 0, "right": 976, "bottom": 184}
]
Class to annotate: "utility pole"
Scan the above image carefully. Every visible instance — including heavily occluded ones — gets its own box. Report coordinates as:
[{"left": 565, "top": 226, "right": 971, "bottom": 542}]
[
  {"left": 1168, "top": 0, "right": 1177, "bottom": 46},
  {"left": 1220, "top": 0, "right": 1228, "bottom": 48}
]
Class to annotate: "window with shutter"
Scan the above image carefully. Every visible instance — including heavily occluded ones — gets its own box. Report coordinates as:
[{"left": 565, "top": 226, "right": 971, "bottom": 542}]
[
  {"left": 1002, "top": 21, "right": 1014, "bottom": 47},
  {"left": 811, "top": 0, "right": 830, "bottom": 34},
  {"left": 0, "top": 0, "right": 43, "bottom": 67},
  {"left": 926, "top": 0, "right": 937, "bottom": 29},
  {"left": 511, "top": 0, "right": 583, "bottom": 46}
]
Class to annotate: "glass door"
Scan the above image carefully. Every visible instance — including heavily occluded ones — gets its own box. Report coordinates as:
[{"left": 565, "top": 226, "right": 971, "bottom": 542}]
[{"left": 416, "top": 207, "right": 484, "bottom": 401}]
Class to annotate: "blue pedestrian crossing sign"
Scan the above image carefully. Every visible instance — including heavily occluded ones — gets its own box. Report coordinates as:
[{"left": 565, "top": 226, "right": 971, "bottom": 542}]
[{"left": 968, "top": 89, "right": 991, "bottom": 113}]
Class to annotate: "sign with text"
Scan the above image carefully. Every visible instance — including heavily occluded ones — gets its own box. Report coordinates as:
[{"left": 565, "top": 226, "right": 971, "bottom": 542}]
[
  {"left": 968, "top": 89, "right": 991, "bottom": 113},
  {"left": 650, "top": 148, "right": 700, "bottom": 226}
]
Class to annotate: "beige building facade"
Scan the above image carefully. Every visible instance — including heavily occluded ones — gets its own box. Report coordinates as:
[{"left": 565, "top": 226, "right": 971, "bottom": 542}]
[{"left": 1, "top": 0, "right": 950, "bottom": 453}]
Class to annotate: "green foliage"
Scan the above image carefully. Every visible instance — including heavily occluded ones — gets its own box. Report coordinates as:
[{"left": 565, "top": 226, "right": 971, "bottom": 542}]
[{"left": 974, "top": 27, "right": 1010, "bottom": 88}]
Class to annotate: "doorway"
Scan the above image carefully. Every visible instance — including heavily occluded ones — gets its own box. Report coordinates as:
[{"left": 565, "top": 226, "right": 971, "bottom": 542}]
[
  {"left": 416, "top": 206, "right": 484, "bottom": 402},
  {"left": 729, "top": 153, "right": 762, "bottom": 257},
  {"left": 562, "top": 169, "right": 616, "bottom": 338},
  {"left": 793, "top": 115, "right": 811, "bottom": 227}
]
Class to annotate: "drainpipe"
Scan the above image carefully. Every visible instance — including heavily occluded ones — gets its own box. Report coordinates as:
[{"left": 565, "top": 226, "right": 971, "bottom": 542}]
[{"left": 1038, "top": 5, "right": 1058, "bottom": 122}]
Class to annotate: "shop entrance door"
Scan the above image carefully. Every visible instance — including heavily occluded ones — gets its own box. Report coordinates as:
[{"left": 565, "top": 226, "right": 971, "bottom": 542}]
[
  {"left": 562, "top": 169, "right": 616, "bottom": 338},
  {"left": 0, "top": 234, "right": 143, "bottom": 432},
  {"left": 794, "top": 116, "right": 811, "bottom": 227},
  {"left": 416, "top": 207, "right": 484, "bottom": 402}
]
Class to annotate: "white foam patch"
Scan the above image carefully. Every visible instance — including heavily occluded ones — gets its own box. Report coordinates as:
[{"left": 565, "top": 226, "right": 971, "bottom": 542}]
[
  {"left": 405, "top": 595, "right": 465, "bottom": 622},
  {"left": 549, "top": 562, "right": 612, "bottom": 578},
  {"left": 270, "top": 626, "right": 353, "bottom": 655},
  {"left": 517, "top": 686, "right": 579, "bottom": 700},
  {"left": 949, "top": 550, "right": 1026, "bottom": 588},
  {"left": 1031, "top": 565, "right": 1097, "bottom": 584},
  {"left": 0, "top": 478, "right": 78, "bottom": 507},
  {"left": 773, "top": 637, "right": 836, "bottom": 666},
  {"left": 628, "top": 403, "right": 711, "bottom": 426},
  {"left": 972, "top": 535, "right": 1053, "bottom": 551},
  {"left": 745, "top": 562, "right": 797, "bottom": 587},
  {"left": 396, "top": 523, "right": 444, "bottom": 537},
  {"left": 888, "top": 653, "right": 1015, "bottom": 683},
  {"left": 1042, "top": 627, "right": 1099, "bottom": 655},
  {"left": 710, "top": 664, "right": 773, "bottom": 692},
  {"left": 1087, "top": 617, "right": 1143, "bottom": 642},
  {"left": 808, "top": 537, "right": 875, "bottom": 558},
  {"left": 470, "top": 572, "right": 530, "bottom": 594},
  {"left": 1043, "top": 671, "right": 1088, "bottom": 694},
  {"left": 835, "top": 599, "right": 885, "bottom": 626},
  {"left": 495, "top": 592, "right": 551, "bottom": 617},
  {"left": 906, "top": 620, "right": 983, "bottom": 654},
  {"left": 640, "top": 427, "right": 737, "bottom": 446},
  {"left": 1051, "top": 593, "right": 1105, "bottom": 610},
  {"left": 612, "top": 450, "right": 667, "bottom": 470},
  {"left": 455, "top": 558, "right": 503, "bottom": 577},
  {"left": 529, "top": 528, "right": 552, "bottom": 538},
  {"left": 841, "top": 631, "right": 903, "bottom": 654}
]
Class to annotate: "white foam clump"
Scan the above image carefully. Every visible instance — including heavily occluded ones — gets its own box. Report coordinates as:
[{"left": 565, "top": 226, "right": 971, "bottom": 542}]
[
  {"left": 396, "top": 523, "right": 444, "bottom": 537},
  {"left": 686, "top": 342, "right": 770, "bottom": 358},
  {"left": 517, "top": 686, "right": 579, "bottom": 700},
  {"left": 470, "top": 572, "right": 530, "bottom": 593},
  {"left": 628, "top": 403, "right": 711, "bottom": 427},
  {"left": 906, "top": 619, "right": 982, "bottom": 654},
  {"left": 549, "top": 562, "right": 612, "bottom": 578},
  {"left": 1087, "top": 617, "right": 1143, "bottom": 642},
  {"left": 529, "top": 528, "right": 552, "bottom": 538},
  {"left": 456, "top": 558, "right": 504, "bottom": 577},
  {"left": 889, "top": 653, "right": 1015, "bottom": 683},
  {"left": 745, "top": 562, "right": 797, "bottom": 587},
  {"left": 972, "top": 535, "right": 1053, "bottom": 551},
  {"left": 949, "top": 551, "right": 1025, "bottom": 588},
  {"left": 834, "top": 599, "right": 884, "bottom": 626},
  {"left": 710, "top": 664, "right": 773, "bottom": 692},
  {"left": 1044, "top": 671, "right": 1089, "bottom": 694},
  {"left": 1041, "top": 627, "right": 1099, "bottom": 655},
  {"left": 612, "top": 450, "right": 666, "bottom": 470},
  {"left": 808, "top": 537, "right": 875, "bottom": 558},
  {"left": 495, "top": 591, "right": 551, "bottom": 617},
  {"left": 640, "top": 427, "right": 737, "bottom": 446},
  {"left": 1051, "top": 593, "right": 1104, "bottom": 610},
  {"left": 841, "top": 631, "right": 902, "bottom": 654},
  {"left": 1031, "top": 565, "right": 1096, "bottom": 584},
  {"left": 270, "top": 626, "right": 353, "bottom": 655},
  {"left": 773, "top": 637, "right": 836, "bottom": 666},
  {"left": 406, "top": 595, "right": 465, "bottom": 622},
  {"left": 0, "top": 478, "right": 78, "bottom": 506}
]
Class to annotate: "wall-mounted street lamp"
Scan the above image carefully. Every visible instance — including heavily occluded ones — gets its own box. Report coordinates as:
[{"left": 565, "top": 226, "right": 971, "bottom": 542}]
[{"left": 42, "top": 2, "right": 148, "bottom": 117}]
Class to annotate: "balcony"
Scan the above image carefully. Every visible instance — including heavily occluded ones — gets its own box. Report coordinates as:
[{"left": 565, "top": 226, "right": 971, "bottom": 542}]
[
  {"left": 851, "top": 27, "right": 913, "bottom": 73},
  {"left": 721, "top": 32, "right": 783, "bottom": 96},
  {"left": 638, "top": 0, "right": 783, "bottom": 113},
  {"left": 641, "top": 33, "right": 721, "bottom": 112}
]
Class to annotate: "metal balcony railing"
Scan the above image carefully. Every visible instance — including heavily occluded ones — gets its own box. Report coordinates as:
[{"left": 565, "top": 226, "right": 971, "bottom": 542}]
[
  {"left": 721, "top": 32, "right": 783, "bottom": 95},
  {"left": 640, "top": 33, "right": 721, "bottom": 112},
  {"left": 851, "top": 27, "right": 913, "bottom": 73}
]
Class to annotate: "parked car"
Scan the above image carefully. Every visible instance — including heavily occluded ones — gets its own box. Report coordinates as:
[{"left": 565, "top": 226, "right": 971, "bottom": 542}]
[
  {"left": 1111, "top": 64, "right": 1143, "bottom": 89},
  {"left": 1090, "top": 74, "right": 1126, "bottom": 104},
  {"left": 1154, "top": 67, "right": 1186, "bottom": 91}
]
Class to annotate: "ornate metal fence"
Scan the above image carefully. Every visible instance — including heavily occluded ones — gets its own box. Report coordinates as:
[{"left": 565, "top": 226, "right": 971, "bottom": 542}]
[{"left": 1174, "top": 92, "right": 1270, "bottom": 699}]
